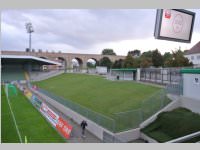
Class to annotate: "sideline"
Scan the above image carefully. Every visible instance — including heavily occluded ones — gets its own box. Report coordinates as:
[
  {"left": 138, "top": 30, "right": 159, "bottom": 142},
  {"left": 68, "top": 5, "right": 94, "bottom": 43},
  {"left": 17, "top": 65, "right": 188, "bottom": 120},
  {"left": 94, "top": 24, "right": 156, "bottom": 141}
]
[{"left": 4, "top": 85, "right": 23, "bottom": 143}]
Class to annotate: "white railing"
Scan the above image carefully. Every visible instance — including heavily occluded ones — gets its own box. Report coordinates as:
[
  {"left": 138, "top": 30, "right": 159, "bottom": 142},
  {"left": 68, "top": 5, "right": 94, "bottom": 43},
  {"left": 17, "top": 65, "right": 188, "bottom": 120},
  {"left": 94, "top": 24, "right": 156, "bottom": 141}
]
[{"left": 165, "top": 131, "right": 200, "bottom": 143}]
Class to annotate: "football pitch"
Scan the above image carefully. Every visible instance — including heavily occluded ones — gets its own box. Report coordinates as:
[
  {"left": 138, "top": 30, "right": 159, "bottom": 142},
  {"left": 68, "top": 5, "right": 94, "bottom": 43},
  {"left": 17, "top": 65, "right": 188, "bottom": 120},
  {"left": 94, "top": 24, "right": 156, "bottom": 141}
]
[
  {"left": 34, "top": 73, "right": 168, "bottom": 126},
  {"left": 1, "top": 86, "right": 66, "bottom": 143}
]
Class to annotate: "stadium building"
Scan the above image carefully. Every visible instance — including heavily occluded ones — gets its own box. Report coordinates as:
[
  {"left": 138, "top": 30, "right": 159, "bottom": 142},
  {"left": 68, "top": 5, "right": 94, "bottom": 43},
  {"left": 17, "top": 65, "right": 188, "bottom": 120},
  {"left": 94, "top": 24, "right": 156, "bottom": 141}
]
[
  {"left": 184, "top": 41, "right": 200, "bottom": 67},
  {"left": 1, "top": 53, "right": 200, "bottom": 143},
  {"left": 1, "top": 54, "right": 62, "bottom": 83}
]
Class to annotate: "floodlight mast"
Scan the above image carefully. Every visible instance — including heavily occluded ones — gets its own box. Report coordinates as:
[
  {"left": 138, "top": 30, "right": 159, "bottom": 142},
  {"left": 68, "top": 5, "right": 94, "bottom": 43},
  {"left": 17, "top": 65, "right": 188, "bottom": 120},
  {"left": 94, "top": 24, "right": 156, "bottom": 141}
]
[{"left": 25, "top": 22, "right": 34, "bottom": 52}]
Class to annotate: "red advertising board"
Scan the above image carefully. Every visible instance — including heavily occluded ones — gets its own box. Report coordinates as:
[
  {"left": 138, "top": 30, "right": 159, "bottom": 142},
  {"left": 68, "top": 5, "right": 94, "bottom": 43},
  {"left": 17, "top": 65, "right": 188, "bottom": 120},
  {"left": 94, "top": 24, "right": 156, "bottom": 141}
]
[{"left": 56, "top": 117, "right": 73, "bottom": 139}]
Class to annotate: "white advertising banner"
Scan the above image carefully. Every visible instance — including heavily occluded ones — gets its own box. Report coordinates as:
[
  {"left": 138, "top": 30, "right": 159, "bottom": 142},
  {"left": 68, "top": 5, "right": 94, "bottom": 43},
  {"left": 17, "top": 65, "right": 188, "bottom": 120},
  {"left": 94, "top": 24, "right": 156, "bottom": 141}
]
[{"left": 40, "top": 103, "right": 59, "bottom": 127}]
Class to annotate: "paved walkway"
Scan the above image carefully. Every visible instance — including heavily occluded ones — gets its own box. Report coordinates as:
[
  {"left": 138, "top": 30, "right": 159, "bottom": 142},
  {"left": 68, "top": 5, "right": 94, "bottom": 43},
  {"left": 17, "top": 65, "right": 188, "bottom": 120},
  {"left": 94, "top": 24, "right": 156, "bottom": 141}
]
[
  {"left": 129, "top": 139, "right": 147, "bottom": 143},
  {"left": 22, "top": 83, "right": 101, "bottom": 143},
  {"left": 37, "top": 95, "right": 102, "bottom": 143}
]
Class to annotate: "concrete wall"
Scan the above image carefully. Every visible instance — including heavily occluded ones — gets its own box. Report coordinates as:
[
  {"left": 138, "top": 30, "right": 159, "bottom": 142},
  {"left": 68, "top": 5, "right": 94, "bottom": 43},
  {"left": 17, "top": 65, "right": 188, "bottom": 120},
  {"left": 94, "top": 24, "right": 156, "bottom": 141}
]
[
  {"left": 115, "top": 128, "right": 140, "bottom": 142},
  {"left": 183, "top": 74, "right": 200, "bottom": 100},
  {"left": 139, "top": 95, "right": 200, "bottom": 142},
  {"left": 180, "top": 96, "right": 200, "bottom": 114},
  {"left": 31, "top": 90, "right": 114, "bottom": 140},
  {"left": 136, "top": 68, "right": 140, "bottom": 81},
  {"left": 31, "top": 88, "right": 200, "bottom": 142},
  {"left": 2, "top": 50, "right": 125, "bottom": 70},
  {"left": 140, "top": 133, "right": 158, "bottom": 143},
  {"left": 114, "top": 94, "right": 200, "bottom": 142}
]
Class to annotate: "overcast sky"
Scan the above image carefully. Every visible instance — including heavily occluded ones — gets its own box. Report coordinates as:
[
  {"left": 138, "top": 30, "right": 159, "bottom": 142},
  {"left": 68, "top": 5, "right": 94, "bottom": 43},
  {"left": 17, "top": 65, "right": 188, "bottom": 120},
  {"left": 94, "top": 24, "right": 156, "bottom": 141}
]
[{"left": 1, "top": 9, "right": 200, "bottom": 56}]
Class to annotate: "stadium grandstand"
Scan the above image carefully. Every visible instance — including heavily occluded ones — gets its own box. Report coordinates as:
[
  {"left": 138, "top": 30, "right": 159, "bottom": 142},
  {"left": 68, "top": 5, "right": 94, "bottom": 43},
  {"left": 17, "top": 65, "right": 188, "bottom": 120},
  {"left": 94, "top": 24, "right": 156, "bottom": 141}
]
[{"left": 1, "top": 55, "right": 62, "bottom": 83}]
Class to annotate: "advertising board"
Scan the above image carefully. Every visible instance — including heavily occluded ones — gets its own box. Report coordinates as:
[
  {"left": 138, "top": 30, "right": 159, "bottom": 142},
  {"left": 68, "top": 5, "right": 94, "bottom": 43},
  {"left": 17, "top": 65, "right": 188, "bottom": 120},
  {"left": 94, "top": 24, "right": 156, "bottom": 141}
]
[
  {"left": 40, "top": 103, "right": 59, "bottom": 127},
  {"left": 56, "top": 117, "right": 73, "bottom": 139}
]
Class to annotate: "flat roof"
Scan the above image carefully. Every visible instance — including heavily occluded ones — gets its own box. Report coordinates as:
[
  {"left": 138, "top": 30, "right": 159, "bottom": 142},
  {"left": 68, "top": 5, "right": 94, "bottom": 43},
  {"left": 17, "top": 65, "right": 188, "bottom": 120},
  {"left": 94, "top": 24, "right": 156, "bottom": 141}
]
[
  {"left": 180, "top": 68, "right": 200, "bottom": 74},
  {"left": 1, "top": 55, "right": 62, "bottom": 66}
]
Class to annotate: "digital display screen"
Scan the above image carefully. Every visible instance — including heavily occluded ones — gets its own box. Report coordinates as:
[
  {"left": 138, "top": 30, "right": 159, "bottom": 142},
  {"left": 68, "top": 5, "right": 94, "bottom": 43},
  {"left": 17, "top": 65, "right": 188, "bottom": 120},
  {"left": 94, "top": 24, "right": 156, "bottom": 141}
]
[{"left": 154, "top": 9, "right": 195, "bottom": 43}]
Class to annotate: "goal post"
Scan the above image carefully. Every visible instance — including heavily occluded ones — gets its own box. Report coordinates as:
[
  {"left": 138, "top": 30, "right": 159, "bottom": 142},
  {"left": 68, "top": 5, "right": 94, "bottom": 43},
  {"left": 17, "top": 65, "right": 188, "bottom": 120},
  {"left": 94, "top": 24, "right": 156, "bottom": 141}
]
[{"left": 5, "top": 83, "right": 18, "bottom": 98}]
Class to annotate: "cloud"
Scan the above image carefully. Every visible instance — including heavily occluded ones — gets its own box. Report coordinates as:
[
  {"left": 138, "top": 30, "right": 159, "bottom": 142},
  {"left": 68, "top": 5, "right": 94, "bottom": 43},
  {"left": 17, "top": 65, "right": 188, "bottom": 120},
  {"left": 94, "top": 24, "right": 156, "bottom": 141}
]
[{"left": 1, "top": 9, "right": 200, "bottom": 55}]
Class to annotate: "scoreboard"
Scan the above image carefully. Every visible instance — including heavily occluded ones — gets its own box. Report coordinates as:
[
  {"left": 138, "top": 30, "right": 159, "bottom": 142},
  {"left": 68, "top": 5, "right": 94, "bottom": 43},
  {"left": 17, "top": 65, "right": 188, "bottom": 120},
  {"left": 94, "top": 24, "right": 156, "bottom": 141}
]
[{"left": 154, "top": 9, "right": 195, "bottom": 43}]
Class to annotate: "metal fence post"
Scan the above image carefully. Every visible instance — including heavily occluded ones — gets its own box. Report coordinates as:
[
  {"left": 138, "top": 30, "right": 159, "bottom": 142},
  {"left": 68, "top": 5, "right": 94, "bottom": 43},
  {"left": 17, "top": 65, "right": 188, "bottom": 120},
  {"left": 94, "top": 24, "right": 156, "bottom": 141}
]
[
  {"left": 113, "top": 120, "right": 116, "bottom": 133},
  {"left": 139, "top": 108, "right": 143, "bottom": 122}
]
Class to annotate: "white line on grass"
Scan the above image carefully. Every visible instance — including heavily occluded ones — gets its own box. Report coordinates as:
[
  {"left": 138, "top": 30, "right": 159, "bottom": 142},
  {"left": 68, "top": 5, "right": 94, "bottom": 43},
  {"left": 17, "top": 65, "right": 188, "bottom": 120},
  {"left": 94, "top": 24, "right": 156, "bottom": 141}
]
[{"left": 4, "top": 86, "right": 23, "bottom": 143}]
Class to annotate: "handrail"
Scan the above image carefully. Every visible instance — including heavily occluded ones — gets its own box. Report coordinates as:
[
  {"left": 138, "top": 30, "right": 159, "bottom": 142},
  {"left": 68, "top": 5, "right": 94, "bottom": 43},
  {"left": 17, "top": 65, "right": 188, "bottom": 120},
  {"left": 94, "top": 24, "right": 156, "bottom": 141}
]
[{"left": 165, "top": 131, "right": 200, "bottom": 143}]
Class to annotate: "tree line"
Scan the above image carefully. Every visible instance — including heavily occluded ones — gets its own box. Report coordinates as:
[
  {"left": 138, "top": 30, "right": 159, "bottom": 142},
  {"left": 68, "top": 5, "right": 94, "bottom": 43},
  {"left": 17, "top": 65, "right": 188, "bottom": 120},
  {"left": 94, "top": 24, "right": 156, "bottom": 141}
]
[{"left": 88, "top": 48, "right": 193, "bottom": 69}]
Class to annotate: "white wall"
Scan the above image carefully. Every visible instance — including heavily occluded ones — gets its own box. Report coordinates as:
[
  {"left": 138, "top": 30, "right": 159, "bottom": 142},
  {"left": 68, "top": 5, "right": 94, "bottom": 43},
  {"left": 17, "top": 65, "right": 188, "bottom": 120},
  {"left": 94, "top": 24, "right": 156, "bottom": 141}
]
[
  {"left": 136, "top": 68, "right": 140, "bottom": 81},
  {"left": 185, "top": 53, "right": 200, "bottom": 66},
  {"left": 183, "top": 74, "right": 200, "bottom": 100},
  {"left": 140, "top": 133, "right": 158, "bottom": 143},
  {"left": 180, "top": 96, "right": 200, "bottom": 114},
  {"left": 115, "top": 128, "right": 140, "bottom": 142},
  {"left": 96, "top": 66, "right": 107, "bottom": 75}
]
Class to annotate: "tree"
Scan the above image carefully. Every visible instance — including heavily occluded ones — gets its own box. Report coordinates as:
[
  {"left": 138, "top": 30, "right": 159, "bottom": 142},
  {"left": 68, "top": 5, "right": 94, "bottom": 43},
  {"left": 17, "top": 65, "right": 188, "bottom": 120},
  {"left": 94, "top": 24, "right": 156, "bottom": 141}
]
[
  {"left": 140, "top": 57, "right": 152, "bottom": 68},
  {"left": 132, "top": 57, "right": 141, "bottom": 68},
  {"left": 163, "top": 52, "right": 172, "bottom": 61},
  {"left": 99, "top": 57, "right": 112, "bottom": 69},
  {"left": 141, "top": 50, "right": 153, "bottom": 58},
  {"left": 123, "top": 54, "right": 134, "bottom": 68},
  {"left": 87, "top": 62, "right": 96, "bottom": 68},
  {"left": 163, "top": 52, "right": 173, "bottom": 67},
  {"left": 152, "top": 49, "right": 163, "bottom": 67},
  {"left": 102, "top": 49, "right": 116, "bottom": 55},
  {"left": 128, "top": 50, "right": 141, "bottom": 57},
  {"left": 140, "top": 50, "right": 153, "bottom": 68},
  {"left": 112, "top": 59, "right": 124, "bottom": 68},
  {"left": 96, "top": 60, "right": 100, "bottom": 66},
  {"left": 167, "top": 50, "right": 193, "bottom": 67}
]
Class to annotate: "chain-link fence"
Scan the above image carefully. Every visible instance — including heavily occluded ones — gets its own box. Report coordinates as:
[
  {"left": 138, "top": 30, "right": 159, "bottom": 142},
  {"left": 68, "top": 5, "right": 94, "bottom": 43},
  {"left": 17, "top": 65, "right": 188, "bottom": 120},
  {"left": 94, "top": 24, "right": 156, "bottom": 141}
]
[
  {"left": 107, "top": 69, "right": 136, "bottom": 81},
  {"left": 38, "top": 88, "right": 116, "bottom": 132},
  {"left": 38, "top": 88, "right": 171, "bottom": 133},
  {"left": 166, "top": 78, "right": 183, "bottom": 96},
  {"left": 114, "top": 89, "right": 171, "bottom": 132},
  {"left": 140, "top": 68, "right": 182, "bottom": 85}
]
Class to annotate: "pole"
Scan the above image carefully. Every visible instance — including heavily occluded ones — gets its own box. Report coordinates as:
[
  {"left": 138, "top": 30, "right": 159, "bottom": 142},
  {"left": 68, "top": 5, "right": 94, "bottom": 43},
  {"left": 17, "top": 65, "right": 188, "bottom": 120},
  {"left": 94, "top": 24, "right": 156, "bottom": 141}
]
[
  {"left": 29, "top": 33, "right": 31, "bottom": 51},
  {"left": 64, "top": 60, "right": 67, "bottom": 73}
]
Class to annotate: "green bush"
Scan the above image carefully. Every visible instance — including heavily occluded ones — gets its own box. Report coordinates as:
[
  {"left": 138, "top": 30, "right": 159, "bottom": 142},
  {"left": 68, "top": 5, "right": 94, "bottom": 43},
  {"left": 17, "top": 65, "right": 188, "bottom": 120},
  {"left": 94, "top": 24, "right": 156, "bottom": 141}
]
[{"left": 142, "top": 107, "right": 200, "bottom": 142}]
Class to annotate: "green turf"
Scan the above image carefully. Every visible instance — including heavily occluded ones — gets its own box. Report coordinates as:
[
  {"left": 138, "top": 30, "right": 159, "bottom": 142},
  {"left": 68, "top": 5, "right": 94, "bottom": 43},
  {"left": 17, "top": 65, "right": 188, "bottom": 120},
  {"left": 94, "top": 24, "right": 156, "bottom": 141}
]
[
  {"left": 1, "top": 85, "right": 66, "bottom": 143},
  {"left": 141, "top": 107, "right": 200, "bottom": 143},
  {"left": 35, "top": 73, "right": 161, "bottom": 116},
  {"left": 34, "top": 73, "right": 170, "bottom": 132},
  {"left": 1, "top": 86, "right": 20, "bottom": 143}
]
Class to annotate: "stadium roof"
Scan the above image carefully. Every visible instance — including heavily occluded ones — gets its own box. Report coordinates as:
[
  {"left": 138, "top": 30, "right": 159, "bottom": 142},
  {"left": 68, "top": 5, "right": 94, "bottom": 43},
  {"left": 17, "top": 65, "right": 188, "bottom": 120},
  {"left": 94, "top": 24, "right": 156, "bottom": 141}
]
[
  {"left": 1, "top": 55, "right": 62, "bottom": 65},
  {"left": 185, "top": 41, "right": 200, "bottom": 55}
]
